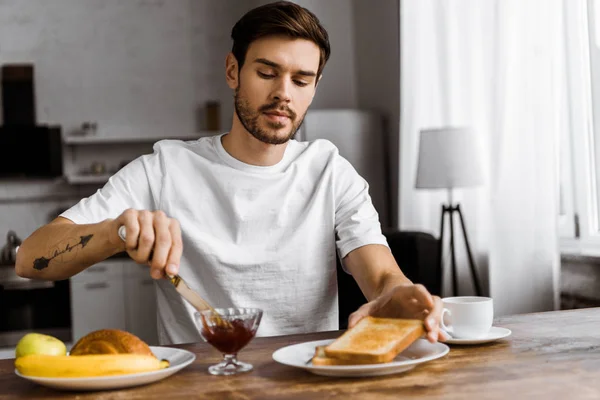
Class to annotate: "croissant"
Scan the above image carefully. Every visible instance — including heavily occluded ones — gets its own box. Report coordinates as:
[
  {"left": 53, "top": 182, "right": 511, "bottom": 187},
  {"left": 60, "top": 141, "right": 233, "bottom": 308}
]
[{"left": 69, "top": 329, "right": 154, "bottom": 357}]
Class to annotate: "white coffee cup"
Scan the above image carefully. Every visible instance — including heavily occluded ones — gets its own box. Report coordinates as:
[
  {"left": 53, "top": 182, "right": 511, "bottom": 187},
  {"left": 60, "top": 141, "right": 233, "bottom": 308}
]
[{"left": 440, "top": 296, "right": 493, "bottom": 339}]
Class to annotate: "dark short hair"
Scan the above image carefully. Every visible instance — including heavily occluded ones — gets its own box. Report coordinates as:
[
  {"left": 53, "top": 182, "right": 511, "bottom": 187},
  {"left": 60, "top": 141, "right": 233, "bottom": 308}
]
[{"left": 231, "top": 1, "right": 331, "bottom": 79}]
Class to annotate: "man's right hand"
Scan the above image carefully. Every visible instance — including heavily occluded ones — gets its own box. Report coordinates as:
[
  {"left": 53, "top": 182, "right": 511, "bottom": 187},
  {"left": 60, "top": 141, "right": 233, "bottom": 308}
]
[{"left": 112, "top": 209, "right": 182, "bottom": 280}]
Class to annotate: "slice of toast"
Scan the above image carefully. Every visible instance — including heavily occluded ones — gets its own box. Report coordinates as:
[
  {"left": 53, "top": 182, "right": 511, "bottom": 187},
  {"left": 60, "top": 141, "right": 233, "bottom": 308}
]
[
  {"left": 323, "top": 316, "right": 425, "bottom": 364},
  {"left": 311, "top": 345, "right": 375, "bottom": 366}
]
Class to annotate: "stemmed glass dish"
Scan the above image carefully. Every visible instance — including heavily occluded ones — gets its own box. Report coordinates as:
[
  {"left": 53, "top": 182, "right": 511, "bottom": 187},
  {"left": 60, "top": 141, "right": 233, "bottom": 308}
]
[{"left": 195, "top": 307, "right": 263, "bottom": 376}]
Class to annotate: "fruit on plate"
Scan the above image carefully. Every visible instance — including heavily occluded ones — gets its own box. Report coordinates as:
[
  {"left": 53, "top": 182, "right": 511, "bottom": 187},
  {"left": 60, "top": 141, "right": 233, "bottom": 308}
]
[
  {"left": 15, "top": 333, "right": 67, "bottom": 358},
  {"left": 69, "top": 329, "right": 154, "bottom": 356},
  {"left": 14, "top": 329, "right": 171, "bottom": 378},
  {"left": 15, "top": 353, "right": 166, "bottom": 378}
]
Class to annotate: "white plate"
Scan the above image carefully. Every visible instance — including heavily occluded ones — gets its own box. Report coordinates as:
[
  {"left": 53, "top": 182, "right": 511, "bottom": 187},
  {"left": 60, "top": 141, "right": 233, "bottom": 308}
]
[
  {"left": 443, "top": 326, "right": 512, "bottom": 345},
  {"left": 272, "top": 338, "right": 449, "bottom": 378},
  {"left": 14, "top": 346, "right": 195, "bottom": 391}
]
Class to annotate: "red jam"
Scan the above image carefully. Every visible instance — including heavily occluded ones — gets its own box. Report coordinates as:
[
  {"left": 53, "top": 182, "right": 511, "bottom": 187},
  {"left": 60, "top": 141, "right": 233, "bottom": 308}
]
[{"left": 201, "top": 317, "right": 257, "bottom": 354}]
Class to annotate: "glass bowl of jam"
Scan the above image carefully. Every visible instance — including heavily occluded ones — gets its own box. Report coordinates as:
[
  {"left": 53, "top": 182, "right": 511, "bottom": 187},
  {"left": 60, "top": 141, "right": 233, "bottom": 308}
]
[{"left": 195, "top": 307, "right": 263, "bottom": 375}]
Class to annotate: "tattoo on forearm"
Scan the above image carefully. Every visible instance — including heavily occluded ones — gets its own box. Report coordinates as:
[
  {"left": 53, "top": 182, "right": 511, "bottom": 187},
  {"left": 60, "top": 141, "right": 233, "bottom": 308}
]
[{"left": 33, "top": 234, "right": 93, "bottom": 270}]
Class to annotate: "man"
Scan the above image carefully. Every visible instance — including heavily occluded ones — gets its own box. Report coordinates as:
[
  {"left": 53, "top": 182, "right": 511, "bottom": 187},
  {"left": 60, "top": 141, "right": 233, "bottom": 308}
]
[{"left": 16, "top": 1, "right": 446, "bottom": 345}]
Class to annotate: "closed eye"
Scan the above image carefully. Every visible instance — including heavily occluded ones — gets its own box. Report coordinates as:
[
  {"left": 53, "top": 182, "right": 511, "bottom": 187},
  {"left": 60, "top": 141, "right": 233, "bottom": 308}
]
[
  {"left": 294, "top": 80, "right": 309, "bottom": 87},
  {"left": 258, "top": 71, "right": 275, "bottom": 79}
]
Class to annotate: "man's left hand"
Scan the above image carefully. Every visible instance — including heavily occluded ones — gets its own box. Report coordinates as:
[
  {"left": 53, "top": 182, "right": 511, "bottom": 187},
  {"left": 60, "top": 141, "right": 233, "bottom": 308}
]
[{"left": 347, "top": 284, "right": 448, "bottom": 343}]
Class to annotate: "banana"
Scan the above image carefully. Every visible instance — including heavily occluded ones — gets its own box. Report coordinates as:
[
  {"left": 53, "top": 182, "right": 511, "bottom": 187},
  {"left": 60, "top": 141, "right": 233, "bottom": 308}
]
[{"left": 15, "top": 354, "right": 166, "bottom": 378}]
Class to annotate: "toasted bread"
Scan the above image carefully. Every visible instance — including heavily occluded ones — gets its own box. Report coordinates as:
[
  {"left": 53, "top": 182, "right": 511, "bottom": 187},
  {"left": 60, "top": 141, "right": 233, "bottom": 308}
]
[
  {"left": 323, "top": 316, "right": 424, "bottom": 364},
  {"left": 311, "top": 345, "right": 375, "bottom": 366}
]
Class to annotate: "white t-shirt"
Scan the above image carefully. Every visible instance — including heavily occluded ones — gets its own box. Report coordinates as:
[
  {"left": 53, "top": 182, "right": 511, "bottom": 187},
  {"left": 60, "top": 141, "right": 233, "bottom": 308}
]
[{"left": 61, "top": 133, "right": 388, "bottom": 345}]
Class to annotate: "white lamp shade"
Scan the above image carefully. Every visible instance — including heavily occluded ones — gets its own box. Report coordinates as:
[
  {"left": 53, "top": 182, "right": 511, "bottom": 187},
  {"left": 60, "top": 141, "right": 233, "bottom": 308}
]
[{"left": 415, "top": 127, "right": 484, "bottom": 189}]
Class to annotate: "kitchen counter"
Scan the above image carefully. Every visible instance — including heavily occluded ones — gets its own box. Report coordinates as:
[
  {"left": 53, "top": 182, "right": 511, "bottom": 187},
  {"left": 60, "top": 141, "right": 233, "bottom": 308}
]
[{"left": 1, "top": 308, "right": 600, "bottom": 399}]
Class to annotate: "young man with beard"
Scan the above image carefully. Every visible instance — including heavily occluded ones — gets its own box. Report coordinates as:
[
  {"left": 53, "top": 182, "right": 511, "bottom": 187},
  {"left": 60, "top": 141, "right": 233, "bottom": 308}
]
[{"left": 16, "top": 1, "right": 446, "bottom": 345}]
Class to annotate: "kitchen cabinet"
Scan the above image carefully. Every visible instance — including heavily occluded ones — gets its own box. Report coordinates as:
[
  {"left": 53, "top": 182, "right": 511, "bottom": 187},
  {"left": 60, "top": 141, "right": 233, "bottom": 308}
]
[
  {"left": 70, "top": 259, "right": 159, "bottom": 345},
  {"left": 123, "top": 262, "right": 159, "bottom": 345},
  {"left": 70, "top": 261, "right": 127, "bottom": 341}
]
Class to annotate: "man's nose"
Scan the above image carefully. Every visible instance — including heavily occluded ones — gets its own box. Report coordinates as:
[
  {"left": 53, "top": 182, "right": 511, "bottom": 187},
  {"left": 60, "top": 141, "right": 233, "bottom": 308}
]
[{"left": 271, "top": 78, "right": 292, "bottom": 103}]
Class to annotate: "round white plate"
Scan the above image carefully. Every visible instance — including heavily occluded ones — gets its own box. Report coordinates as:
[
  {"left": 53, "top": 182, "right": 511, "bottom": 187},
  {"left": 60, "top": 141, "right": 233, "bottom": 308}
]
[
  {"left": 443, "top": 326, "right": 512, "bottom": 345},
  {"left": 14, "top": 346, "right": 196, "bottom": 391},
  {"left": 272, "top": 338, "right": 449, "bottom": 378}
]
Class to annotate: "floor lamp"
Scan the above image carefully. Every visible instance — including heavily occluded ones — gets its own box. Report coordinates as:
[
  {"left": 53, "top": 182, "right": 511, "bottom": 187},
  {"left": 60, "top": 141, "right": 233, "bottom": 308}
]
[{"left": 415, "top": 127, "right": 484, "bottom": 296}]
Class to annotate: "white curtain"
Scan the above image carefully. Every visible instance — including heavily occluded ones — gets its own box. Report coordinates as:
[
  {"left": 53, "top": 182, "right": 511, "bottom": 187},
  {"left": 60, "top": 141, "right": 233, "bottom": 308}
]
[{"left": 399, "top": 0, "right": 576, "bottom": 315}]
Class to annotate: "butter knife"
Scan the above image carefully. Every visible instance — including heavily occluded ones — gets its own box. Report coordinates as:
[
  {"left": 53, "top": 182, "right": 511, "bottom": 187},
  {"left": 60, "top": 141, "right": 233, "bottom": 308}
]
[{"left": 117, "top": 225, "right": 214, "bottom": 313}]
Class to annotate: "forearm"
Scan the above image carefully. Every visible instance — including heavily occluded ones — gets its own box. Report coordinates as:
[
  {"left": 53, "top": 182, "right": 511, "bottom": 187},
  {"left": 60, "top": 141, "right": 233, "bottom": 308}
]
[
  {"left": 344, "top": 244, "right": 413, "bottom": 301},
  {"left": 15, "top": 218, "right": 124, "bottom": 281}
]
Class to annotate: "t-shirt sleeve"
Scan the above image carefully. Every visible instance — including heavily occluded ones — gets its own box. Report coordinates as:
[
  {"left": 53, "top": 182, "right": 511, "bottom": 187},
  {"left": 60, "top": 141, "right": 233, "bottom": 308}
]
[
  {"left": 60, "top": 150, "right": 163, "bottom": 224},
  {"left": 334, "top": 153, "right": 389, "bottom": 260}
]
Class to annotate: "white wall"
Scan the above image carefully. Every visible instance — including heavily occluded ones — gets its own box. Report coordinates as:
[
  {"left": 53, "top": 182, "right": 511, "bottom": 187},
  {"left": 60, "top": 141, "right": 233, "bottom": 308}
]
[
  {"left": 0, "top": 0, "right": 195, "bottom": 136},
  {"left": 353, "top": 0, "right": 400, "bottom": 228}
]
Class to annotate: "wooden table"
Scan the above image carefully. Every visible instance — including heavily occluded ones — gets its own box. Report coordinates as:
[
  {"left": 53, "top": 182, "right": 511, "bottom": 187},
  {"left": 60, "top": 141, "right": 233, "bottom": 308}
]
[{"left": 1, "top": 308, "right": 600, "bottom": 399}]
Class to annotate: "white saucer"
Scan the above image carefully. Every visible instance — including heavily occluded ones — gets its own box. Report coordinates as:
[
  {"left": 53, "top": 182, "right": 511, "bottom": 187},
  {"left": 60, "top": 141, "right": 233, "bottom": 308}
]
[
  {"left": 443, "top": 326, "right": 512, "bottom": 345},
  {"left": 272, "top": 338, "right": 449, "bottom": 378}
]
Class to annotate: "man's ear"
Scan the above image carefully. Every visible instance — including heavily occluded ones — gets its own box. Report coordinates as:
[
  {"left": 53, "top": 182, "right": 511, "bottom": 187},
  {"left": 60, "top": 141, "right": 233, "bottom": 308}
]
[{"left": 225, "top": 52, "right": 239, "bottom": 90}]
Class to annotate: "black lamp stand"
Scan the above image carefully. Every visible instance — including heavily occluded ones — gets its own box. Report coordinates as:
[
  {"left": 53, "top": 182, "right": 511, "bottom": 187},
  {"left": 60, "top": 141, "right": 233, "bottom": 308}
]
[{"left": 438, "top": 191, "right": 482, "bottom": 296}]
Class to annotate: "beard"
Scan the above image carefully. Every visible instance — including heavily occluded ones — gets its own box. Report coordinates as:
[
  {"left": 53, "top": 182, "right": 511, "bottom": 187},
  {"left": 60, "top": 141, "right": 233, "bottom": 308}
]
[{"left": 234, "top": 86, "right": 305, "bottom": 145}]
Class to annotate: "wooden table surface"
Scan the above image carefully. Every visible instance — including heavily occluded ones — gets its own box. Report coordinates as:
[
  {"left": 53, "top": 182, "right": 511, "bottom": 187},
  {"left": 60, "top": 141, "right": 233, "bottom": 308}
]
[{"left": 1, "top": 307, "right": 600, "bottom": 399}]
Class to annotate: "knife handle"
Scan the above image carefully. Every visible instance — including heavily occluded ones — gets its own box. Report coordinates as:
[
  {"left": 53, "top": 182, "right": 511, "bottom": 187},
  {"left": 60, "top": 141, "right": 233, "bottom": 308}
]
[{"left": 117, "top": 225, "right": 177, "bottom": 282}]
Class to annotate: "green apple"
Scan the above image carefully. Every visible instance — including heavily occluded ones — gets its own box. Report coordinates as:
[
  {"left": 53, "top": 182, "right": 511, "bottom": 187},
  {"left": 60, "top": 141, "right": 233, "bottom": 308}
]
[{"left": 15, "top": 333, "right": 67, "bottom": 358}]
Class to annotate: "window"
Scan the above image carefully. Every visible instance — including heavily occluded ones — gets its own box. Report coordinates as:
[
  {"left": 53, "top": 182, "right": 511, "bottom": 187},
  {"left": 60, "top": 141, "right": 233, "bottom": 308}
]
[
  {"left": 587, "top": 0, "right": 600, "bottom": 232},
  {"left": 559, "top": 0, "right": 600, "bottom": 255}
]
